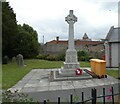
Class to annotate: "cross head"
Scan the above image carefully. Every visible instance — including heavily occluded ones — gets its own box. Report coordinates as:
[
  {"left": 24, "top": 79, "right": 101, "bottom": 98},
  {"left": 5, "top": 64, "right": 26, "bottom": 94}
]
[{"left": 65, "top": 10, "right": 77, "bottom": 24}]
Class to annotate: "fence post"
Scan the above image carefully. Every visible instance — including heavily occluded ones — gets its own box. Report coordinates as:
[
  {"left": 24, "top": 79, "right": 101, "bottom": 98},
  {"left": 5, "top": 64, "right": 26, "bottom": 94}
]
[
  {"left": 111, "top": 87, "right": 114, "bottom": 104},
  {"left": 118, "top": 63, "right": 120, "bottom": 90},
  {"left": 92, "top": 88, "right": 96, "bottom": 104},
  {"left": 44, "top": 99, "right": 47, "bottom": 104},
  {"left": 92, "top": 89, "right": 94, "bottom": 104},
  {"left": 94, "top": 88, "right": 97, "bottom": 103},
  {"left": 58, "top": 96, "right": 60, "bottom": 104},
  {"left": 70, "top": 94, "right": 73, "bottom": 104},
  {"left": 103, "top": 88, "right": 105, "bottom": 104},
  {"left": 82, "top": 92, "right": 84, "bottom": 104}
]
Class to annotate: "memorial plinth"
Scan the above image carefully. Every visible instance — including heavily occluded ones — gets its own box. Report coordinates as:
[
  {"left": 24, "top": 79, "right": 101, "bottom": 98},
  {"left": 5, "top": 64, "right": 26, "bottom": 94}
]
[
  {"left": 60, "top": 10, "right": 80, "bottom": 75},
  {"left": 49, "top": 10, "right": 92, "bottom": 80}
]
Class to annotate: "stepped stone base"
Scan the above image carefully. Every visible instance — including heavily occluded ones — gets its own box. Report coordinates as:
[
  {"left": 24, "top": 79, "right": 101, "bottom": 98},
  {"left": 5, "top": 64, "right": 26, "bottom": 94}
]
[
  {"left": 59, "top": 64, "right": 78, "bottom": 76},
  {"left": 64, "top": 62, "right": 80, "bottom": 69},
  {"left": 49, "top": 69, "right": 92, "bottom": 82},
  {"left": 61, "top": 49, "right": 80, "bottom": 76}
]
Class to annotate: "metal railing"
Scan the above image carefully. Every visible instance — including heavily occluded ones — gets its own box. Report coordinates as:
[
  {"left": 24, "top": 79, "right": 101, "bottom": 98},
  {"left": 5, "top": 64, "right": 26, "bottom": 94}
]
[{"left": 43, "top": 86, "right": 120, "bottom": 104}]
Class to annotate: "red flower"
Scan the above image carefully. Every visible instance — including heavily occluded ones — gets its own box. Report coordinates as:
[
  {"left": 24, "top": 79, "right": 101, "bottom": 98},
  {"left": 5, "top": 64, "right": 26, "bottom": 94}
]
[{"left": 75, "top": 68, "right": 82, "bottom": 75}]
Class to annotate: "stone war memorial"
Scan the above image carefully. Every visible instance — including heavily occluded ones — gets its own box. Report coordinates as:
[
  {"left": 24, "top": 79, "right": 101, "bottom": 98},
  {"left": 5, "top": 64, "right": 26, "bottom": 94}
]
[
  {"left": 50, "top": 10, "right": 92, "bottom": 80},
  {"left": 8, "top": 10, "right": 119, "bottom": 102},
  {"left": 61, "top": 10, "right": 80, "bottom": 74}
]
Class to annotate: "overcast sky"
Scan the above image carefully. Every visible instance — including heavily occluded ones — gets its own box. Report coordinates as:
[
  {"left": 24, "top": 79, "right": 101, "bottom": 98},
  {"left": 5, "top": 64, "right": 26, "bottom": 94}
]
[{"left": 7, "top": 0, "right": 119, "bottom": 43}]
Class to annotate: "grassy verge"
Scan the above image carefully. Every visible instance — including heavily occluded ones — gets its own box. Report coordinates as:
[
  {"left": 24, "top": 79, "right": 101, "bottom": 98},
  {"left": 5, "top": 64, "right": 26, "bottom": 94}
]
[
  {"left": 106, "top": 70, "right": 119, "bottom": 78},
  {"left": 2, "top": 59, "right": 119, "bottom": 90},
  {"left": 2, "top": 60, "right": 90, "bottom": 89}
]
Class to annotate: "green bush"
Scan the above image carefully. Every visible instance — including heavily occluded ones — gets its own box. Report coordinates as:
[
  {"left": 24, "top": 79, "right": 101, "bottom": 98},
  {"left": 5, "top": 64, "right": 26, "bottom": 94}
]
[
  {"left": 57, "top": 53, "right": 65, "bottom": 61},
  {"left": 77, "top": 50, "right": 91, "bottom": 61},
  {"left": 46, "top": 54, "right": 58, "bottom": 61},
  {"left": 36, "top": 53, "right": 65, "bottom": 61},
  {"left": 36, "top": 54, "right": 48, "bottom": 60},
  {"left": 36, "top": 51, "right": 92, "bottom": 61},
  {"left": 2, "top": 90, "right": 38, "bottom": 103}
]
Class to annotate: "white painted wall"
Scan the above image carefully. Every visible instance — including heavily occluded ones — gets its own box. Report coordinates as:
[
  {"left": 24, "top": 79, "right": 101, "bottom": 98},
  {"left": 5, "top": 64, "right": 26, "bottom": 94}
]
[
  {"left": 105, "top": 42, "right": 110, "bottom": 67},
  {"left": 105, "top": 27, "right": 120, "bottom": 67},
  {"left": 105, "top": 42, "right": 119, "bottom": 67},
  {"left": 118, "top": 43, "right": 120, "bottom": 65},
  {"left": 111, "top": 43, "right": 118, "bottom": 67}
]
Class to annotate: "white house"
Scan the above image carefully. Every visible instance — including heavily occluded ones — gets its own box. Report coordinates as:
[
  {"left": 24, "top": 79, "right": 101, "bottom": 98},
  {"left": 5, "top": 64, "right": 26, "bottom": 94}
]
[{"left": 105, "top": 26, "right": 120, "bottom": 67}]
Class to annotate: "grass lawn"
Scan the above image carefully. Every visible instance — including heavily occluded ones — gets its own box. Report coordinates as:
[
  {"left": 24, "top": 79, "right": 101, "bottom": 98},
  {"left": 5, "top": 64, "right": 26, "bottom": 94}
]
[
  {"left": 2, "top": 59, "right": 90, "bottom": 89},
  {"left": 106, "top": 69, "right": 119, "bottom": 78},
  {"left": 2, "top": 59, "right": 119, "bottom": 90}
]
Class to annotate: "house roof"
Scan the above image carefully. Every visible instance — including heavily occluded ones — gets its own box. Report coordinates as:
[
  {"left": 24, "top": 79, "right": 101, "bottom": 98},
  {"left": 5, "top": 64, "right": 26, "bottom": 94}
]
[
  {"left": 46, "top": 40, "right": 68, "bottom": 44},
  {"left": 45, "top": 33, "right": 104, "bottom": 45},
  {"left": 106, "top": 26, "right": 120, "bottom": 42},
  {"left": 83, "top": 33, "right": 89, "bottom": 39},
  {"left": 46, "top": 39, "right": 104, "bottom": 45},
  {"left": 75, "top": 40, "right": 103, "bottom": 45}
]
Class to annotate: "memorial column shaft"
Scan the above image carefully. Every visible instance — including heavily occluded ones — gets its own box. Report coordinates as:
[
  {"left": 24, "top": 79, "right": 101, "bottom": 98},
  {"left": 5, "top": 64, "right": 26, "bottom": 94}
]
[{"left": 68, "top": 21, "right": 75, "bottom": 50}]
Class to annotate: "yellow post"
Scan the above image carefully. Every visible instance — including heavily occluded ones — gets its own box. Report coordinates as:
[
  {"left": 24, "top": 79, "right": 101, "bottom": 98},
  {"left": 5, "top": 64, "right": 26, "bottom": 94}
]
[
  {"left": 95, "top": 59, "right": 106, "bottom": 77},
  {"left": 90, "top": 59, "right": 99, "bottom": 73}
]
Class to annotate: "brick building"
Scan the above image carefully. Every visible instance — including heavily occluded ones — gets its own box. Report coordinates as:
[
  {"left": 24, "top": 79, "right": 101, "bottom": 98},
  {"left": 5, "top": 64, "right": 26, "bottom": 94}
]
[{"left": 42, "top": 33, "right": 104, "bottom": 58}]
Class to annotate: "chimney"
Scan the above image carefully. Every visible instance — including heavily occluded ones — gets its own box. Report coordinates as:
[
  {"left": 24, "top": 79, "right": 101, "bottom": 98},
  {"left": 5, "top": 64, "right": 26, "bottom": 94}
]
[{"left": 56, "top": 36, "right": 59, "bottom": 43}]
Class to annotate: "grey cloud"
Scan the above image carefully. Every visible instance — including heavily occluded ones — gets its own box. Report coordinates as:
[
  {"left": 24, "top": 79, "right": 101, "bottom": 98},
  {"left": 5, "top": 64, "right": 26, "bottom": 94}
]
[
  {"left": 14, "top": 1, "right": 117, "bottom": 43},
  {"left": 36, "top": 15, "right": 112, "bottom": 43},
  {"left": 99, "top": 2, "right": 118, "bottom": 12}
]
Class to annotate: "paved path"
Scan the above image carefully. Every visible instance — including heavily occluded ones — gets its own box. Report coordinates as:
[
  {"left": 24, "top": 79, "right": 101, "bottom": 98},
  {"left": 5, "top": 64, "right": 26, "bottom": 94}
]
[{"left": 8, "top": 68, "right": 119, "bottom": 102}]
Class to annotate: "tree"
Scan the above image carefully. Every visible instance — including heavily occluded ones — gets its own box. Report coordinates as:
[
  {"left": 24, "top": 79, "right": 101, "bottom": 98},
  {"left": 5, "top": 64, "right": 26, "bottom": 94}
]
[
  {"left": 2, "top": 3, "right": 40, "bottom": 59},
  {"left": 2, "top": 2, "right": 18, "bottom": 59},
  {"left": 15, "top": 24, "right": 39, "bottom": 58}
]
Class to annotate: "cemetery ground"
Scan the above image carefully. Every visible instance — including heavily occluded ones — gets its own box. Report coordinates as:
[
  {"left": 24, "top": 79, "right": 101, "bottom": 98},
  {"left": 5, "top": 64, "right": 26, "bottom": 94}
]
[{"left": 2, "top": 59, "right": 119, "bottom": 90}]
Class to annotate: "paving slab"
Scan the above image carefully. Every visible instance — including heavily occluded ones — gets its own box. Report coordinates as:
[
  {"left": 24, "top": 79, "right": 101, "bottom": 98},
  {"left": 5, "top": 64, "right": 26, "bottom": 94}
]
[
  {"left": 20, "top": 87, "right": 37, "bottom": 92},
  {"left": 50, "top": 81, "right": 62, "bottom": 86},
  {"left": 8, "top": 68, "right": 120, "bottom": 102},
  {"left": 37, "top": 86, "right": 49, "bottom": 92},
  {"left": 49, "top": 85, "right": 62, "bottom": 91}
]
